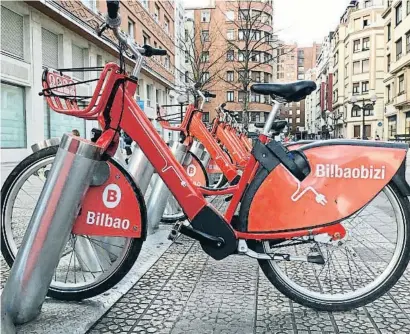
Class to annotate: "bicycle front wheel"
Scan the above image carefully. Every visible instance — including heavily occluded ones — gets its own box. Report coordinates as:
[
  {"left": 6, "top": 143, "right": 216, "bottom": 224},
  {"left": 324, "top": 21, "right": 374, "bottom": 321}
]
[
  {"left": 257, "top": 182, "right": 410, "bottom": 312},
  {"left": 1, "top": 146, "right": 144, "bottom": 301}
]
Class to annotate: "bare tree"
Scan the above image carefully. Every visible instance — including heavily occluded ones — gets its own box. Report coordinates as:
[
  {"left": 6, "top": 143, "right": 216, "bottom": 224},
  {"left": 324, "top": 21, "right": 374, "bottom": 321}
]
[
  {"left": 217, "top": 0, "right": 281, "bottom": 128},
  {"left": 177, "top": 15, "right": 228, "bottom": 92}
]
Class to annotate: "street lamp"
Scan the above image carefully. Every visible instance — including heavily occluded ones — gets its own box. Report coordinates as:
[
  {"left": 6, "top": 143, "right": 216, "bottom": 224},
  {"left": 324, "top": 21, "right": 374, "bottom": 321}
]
[
  {"left": 326, "top": 110, "right": 343, "bottom": 139},
  {"left": 349, "top": 94, "right": 377, "bottom": 139}
]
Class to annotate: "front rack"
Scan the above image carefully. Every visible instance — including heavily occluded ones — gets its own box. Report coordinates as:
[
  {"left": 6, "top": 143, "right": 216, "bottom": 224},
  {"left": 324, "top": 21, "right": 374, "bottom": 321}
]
[{"left": 40, "top": 63, "right": 120, "bottom": 120}]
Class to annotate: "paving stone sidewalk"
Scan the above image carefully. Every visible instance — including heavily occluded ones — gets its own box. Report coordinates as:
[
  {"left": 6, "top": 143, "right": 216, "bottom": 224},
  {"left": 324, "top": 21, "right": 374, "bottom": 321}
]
[{"left": 88, "top": 237, "right": 410, "bottom": 334}]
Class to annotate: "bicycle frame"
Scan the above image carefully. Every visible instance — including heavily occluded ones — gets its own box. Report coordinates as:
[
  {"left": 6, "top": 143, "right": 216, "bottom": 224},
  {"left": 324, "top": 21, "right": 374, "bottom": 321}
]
[{"left": 92, "top": 65, "right": 341, "bottom": 241}]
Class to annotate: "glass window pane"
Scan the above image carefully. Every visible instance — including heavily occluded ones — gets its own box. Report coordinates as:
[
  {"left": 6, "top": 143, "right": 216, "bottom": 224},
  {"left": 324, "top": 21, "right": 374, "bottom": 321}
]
[{"left": 1, "top": 83, "right": 26, "bottom": 148}]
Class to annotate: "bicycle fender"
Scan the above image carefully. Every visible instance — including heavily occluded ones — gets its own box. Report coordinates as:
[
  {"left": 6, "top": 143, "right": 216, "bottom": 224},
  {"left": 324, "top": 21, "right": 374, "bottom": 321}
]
[{"left": 240, "top": 140, "right": 408, "bottom": 233}]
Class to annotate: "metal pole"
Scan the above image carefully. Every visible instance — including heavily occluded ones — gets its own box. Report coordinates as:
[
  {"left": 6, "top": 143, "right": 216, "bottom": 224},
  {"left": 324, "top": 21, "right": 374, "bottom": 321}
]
[
  {"left": 127, "top": 144, "right": 155, "bottom": 194},
  {"left": 1, "top": 134, "right": 102, "bottom": 325},
  {"left": 146, "top": 141, "right": 188, "bottom": 234}
]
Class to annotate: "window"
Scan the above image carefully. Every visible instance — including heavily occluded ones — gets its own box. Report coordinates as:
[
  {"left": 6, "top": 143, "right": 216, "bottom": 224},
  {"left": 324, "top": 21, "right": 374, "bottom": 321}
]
[
  {"left": 353, "top": 40, "right": 360, "bottom": 52},
  {"left": 201, "top": 51, "right": 209, "bottom": 62},
  {"left": 353, "top": 82, "right": 360, "bottom": 95},
  {"left": 252, "top": 30, "right": 261, "bottom": 41},
  {"left": 387, "top": 85, "right": 392, "bottom": 102},
  {"left": 227, "top": 50, "right": 234, "bottom": 61},
  {"left": 362, "top": 81, "right": 369, "bottom": 93},
  {"left": 362, "top": 59, "right": 369, "bottom": 72},
  {"left": 201, "top": 72, "right": 210, "bottom": 83},
  {"left": 399, "top": 74, "right": 405, "bottom": 94},
  {"left": 396, "top": 2, "right": 403, "bottom": 26},
  {"left": 1, "top": 7, "right": 24, "bottom": 59},
  {"left": 352, "top": 106, "right": 361, "bottom": 117},
  {"left": 333, "top": 89, "right": 339, "bottom": 101},
  {"left": 239, "top": 9, "right": 249, "bottom": 20},
  {"left": 201, "top": 10, "right": 210, "bottom": 22},
  {"left": 1, "top": 83, "right": 26, "bottom": 148},
  {"left": 185, "top": 71, "right": 189, "bottom": 83},
  {"left": 251, "top": 51, "right": 260, "bottom": 62},
  {"left": 334, "top": 51, "right": 339, "bottom": 64},
  {"left": 396, "top": 38, "right": 403, "bottom": 60},
  {"left": 225, "top": 11, "right": 234, "bottom": 21},
  {"left": 251, "top": 112, "right": 261, "bottom": 122},
  {"left": 42, "top": 28, "right": 59, "bottom": 69},
  {"left": 387, "top": 23, "right": 391, "bottom": 41},
  {"left": 296, "top": 117, "right": 301, "bottom": 123},
  {"left": 238, "top": 51, "right": 244, "bottom": 61},
  {"left": 238, "top": 30, "right": 245, "bottom": 40},
  {"left": 406, "top": 112, "right": 410, "bottom": 135},
  {"left": 227, "top": 29, "right": 235, "bottom": 40},
  {"left": 146, "top": 84, "right": 152, "bottom": 107},
  {"left": 345, "top": 63, "right": 349, "bottom": 78},
  {"left": 252, "top": 71, "right": 261, "bottom": 82},
  {"left": 406, "top": 31, "right": 410, "bottom": 53},
  {"left": 164, "top": 17, "right": 169, "bottom": 34},
  {"left": 364, "top": 0, "right": 372, "bottom": 7},
  {"left": 184, "top": 29, "right": 188, "bottom": 42},
  {"left": 388, "top": 115, "right": 397, "bottom": 139},
  {"left": 143, "top": 33, "right": 150, "bottom": 45},
  {"left": 363, "top": 16, "right": 370, "bottom": 28},
  {"left": 238, "top": 91, "right": 247, "bottom": 102},
  {"left": 227, "top": 91, "right": 234, "bottom": 102},
  {"left": 72, "top": 44, "right": 85, "bottom": 80},
  {"left": 297, "top": 109, "right": 301, "bottom": 115},
  {"left": 362, "top": 37, "right": 370, "bottom": 50},
  {"left": 264, "top": 72, "right": 270, "bottom": 83},
  {"left": 185, "top": 50, "right": 189, "bottom": 63},
  {"left": 154, "top": 4, "right": 160, "bottom": 22},
  {"left": 289, "top": 110, "right": 293, "bottom": 116},
  {"left": 353, "top": 61, "right": 361, "bottom": 74},
  {"left": 141, "top": 0, "right": 148, "bottom": 9},
  {"left": 127, "top": 19, "right": 135, "bottom": 40},
  {"left": 44, "top": 102, "right": 85, "bottom": 139},
  {"left": 201, "top": 30, "right": 209, "bottom": 42},
  {"left": 202, "top": 112, "right": 210, "bottom": 123},
  {"left": 354, "top": 125, "right": 361, "bottom": 137},
  {"left": 226, "top": 71, "right": 234, "bottom": 82},
  {"left": 298, "top": 74, "right": 304, "bottom": 80},
  {"left": 364, "top": 125, "right": 371, "bottom": 138},
  {"left": 251, "top": 93, "right": 261, "bottom": 103},
  {"left": 387, "top": 54, "right": 391, "bottom": 72}
]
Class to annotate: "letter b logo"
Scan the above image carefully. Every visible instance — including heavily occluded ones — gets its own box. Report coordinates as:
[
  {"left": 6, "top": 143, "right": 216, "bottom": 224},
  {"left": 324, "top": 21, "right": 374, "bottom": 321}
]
[{"left": 103, "top": 184, "right": 121, "bottom": 209}]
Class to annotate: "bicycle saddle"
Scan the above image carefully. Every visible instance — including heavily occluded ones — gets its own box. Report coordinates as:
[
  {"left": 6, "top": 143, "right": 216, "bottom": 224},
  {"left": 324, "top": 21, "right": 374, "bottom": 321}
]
[{"left": 251, "top": 81, "right": 317, "bottom": 102}]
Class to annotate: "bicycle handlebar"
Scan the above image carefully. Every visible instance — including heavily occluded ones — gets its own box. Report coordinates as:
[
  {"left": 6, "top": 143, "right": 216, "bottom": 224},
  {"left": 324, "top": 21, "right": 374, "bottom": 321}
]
[{"left": 103, "top": 1, "right": 167, "bottom": 60}]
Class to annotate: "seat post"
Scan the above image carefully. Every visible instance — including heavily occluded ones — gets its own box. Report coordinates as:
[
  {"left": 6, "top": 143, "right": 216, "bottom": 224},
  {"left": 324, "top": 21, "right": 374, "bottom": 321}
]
[{"left": 263, "top": 100, "right": 281, "bottom": 136}]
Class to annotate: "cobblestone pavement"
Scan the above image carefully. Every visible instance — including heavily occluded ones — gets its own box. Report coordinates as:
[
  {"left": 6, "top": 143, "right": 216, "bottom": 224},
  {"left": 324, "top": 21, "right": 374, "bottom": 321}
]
[{"left": 88, "top": 235, "right": 410, "bottom": 334}]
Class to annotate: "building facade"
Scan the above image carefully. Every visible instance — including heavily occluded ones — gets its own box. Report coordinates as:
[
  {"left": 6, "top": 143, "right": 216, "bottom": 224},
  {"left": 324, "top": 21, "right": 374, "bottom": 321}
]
[
  {"left": 1, "top": 0, "right": 176, "bottom": 164},
  {"left": 331, "top": 0, "right": 385, "bottom": 140},
  {"left": 185, "top": 0, "right": 275, "bottom": 127},
  {"left": 382, "top": 0, "right": 410, "bottom": 140},
  {"left": 277, "top": 42, "right": 321, "bottom": 138}
]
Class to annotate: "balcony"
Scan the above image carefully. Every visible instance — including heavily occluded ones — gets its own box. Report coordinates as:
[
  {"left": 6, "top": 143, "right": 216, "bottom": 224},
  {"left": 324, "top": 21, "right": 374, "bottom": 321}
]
[{"left": 394, "top": 92, "right": 410, "bottom": 107}]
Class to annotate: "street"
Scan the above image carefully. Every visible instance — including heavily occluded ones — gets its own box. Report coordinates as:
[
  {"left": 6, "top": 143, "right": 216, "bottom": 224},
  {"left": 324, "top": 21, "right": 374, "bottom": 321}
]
[{"left": 1, "top": 157, "right": 410, "bottom": 333}]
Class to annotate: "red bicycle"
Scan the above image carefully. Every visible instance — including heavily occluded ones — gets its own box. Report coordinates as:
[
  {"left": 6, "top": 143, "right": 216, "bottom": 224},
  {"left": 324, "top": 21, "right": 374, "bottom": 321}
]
[{"left": 2, "top": 1, "right": 410, "bottom": 312}]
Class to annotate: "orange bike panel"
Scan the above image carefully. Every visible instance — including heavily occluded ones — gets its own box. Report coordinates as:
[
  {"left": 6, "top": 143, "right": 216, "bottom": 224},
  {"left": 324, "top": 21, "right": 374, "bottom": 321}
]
[
  {"left": 72, "top": 161, "right": 143, "bottom": 238},
  {"left": 184, "top": 155, "right": 207, "bottom": 187},
  {"left": 206, "top": 158, "right": 223, "bottom": 174},
  {"left": 248, "top": 145, "right": 406, "bottom": 232}
]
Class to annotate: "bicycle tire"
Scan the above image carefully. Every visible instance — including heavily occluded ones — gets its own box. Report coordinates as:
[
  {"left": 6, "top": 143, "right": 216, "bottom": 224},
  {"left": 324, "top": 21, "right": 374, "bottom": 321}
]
[
  {"left": 254, "top": 182, "right": 410, "bottom": 312},
  {"left": 1, "top": 146, "right": 145, "bottom": 301}
]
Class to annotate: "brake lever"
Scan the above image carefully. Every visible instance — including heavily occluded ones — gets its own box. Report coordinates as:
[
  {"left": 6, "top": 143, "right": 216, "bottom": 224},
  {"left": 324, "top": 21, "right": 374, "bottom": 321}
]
[{"left": 97, "top": 23, "right": 108, "bottom": 37}]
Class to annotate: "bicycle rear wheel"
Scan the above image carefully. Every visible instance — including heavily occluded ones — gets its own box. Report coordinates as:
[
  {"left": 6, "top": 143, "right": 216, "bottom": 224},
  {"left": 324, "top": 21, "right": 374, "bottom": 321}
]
[
  {"left": 256, "top": 182, "right": 410, "bottom": 311},
  {"left": 1, "top": 146, "right": 144, "bottom": 301}
]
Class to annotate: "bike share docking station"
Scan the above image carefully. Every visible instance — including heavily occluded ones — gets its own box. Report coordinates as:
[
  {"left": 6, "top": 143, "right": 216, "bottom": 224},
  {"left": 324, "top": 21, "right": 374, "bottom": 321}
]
[{"left": 1, "top": 134, "right": 103, "bottom": 332}]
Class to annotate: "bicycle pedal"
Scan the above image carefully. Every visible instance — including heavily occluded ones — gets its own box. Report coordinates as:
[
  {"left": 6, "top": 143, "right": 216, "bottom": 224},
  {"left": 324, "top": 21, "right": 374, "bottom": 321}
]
[{"left": 168, "top": 222, "right": 182, "bottom": 241}]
